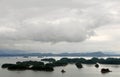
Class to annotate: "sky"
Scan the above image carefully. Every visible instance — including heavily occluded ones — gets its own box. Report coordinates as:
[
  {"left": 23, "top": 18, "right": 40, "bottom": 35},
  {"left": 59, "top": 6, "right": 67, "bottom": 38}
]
[{"left": 0, "top": 0, "right": 120, "bottom": 53}]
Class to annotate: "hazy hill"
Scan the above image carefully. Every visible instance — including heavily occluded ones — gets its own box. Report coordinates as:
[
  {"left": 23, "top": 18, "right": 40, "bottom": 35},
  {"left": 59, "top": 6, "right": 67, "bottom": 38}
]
[{"left": 0, "top": 49, "right": 120, "bottom": 57}]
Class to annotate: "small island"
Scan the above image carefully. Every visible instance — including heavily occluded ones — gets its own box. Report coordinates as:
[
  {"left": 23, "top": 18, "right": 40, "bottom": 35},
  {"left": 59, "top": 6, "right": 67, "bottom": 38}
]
[
  {"left": 95, "top": 63, "right": 99, "bottom": 68},
  {"left": 101, "top": 68, "right": 112, "bottom": 73},
  {"left": 75, "top": 62, "right": 83, "bottom": 68}
]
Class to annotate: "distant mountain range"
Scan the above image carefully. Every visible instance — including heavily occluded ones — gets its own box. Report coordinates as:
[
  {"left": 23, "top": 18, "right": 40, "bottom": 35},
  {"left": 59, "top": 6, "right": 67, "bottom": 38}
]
[
  {"left": 0, "top": 49, "right": 120, "bottom": 57},
  {"left": 0, "top": 49, "right": 27, "bottom": 56}
]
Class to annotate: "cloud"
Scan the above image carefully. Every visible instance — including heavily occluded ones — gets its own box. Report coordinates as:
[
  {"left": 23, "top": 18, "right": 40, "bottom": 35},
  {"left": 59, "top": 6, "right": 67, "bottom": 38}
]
[
  {"left": 0, "top": 0, "right": 120, "bottom": 52},
  {"left": 0, "top": 0, "right": 116, "bottom": 43},
  {"left": 0, "top": 10, "right": 104, "bottom": 43}
]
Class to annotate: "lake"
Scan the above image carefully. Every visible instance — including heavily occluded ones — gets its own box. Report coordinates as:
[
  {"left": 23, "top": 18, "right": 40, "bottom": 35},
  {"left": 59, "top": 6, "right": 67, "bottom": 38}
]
[{"left": 0, "top": 57, "right": 120, "bottom": 77}]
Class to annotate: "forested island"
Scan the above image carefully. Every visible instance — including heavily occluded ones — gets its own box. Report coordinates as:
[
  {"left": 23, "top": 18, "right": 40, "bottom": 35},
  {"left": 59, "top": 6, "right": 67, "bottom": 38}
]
[{"left": 1, "top": 57, "right": 119, "bottom": 73}]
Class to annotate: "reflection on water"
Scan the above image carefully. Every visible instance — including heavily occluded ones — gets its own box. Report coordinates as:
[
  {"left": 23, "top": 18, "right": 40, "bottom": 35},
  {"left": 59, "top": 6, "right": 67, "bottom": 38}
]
[{"left": 0, "top": 57, "right": 120, "bottom": 77}]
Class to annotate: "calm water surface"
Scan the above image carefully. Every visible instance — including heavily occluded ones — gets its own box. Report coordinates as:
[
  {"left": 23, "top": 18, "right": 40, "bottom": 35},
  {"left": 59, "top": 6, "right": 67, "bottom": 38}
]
[{"left": 0, "top": 57, "right": 120, "bottom": 77}]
